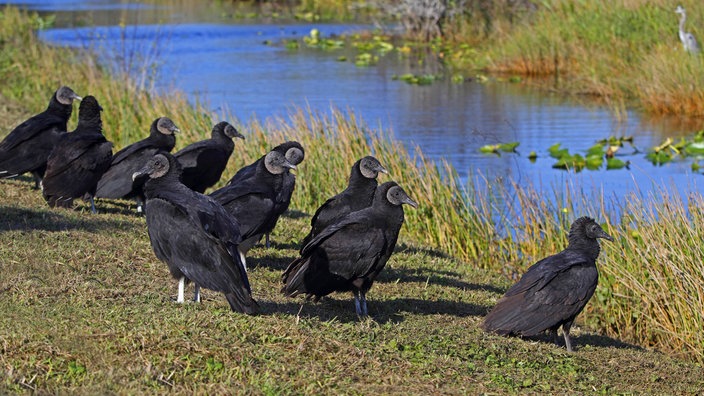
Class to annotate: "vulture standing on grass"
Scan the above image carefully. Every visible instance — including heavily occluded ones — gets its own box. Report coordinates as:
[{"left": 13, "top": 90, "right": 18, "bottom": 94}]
[
  {"left": 482, "top": 216, "right": 614, "bottom": 352},
  {"left": 210, "top": 148, "right": 297, "bottom": 270},
  {"left": 282, "top": 181, "right": 417, "bottom": 317},
  {"left": 227, "top": 141, "right": 304, "bottom": 247},
  {"left": 41, "top": 96, "right": 113, "bottom": 212},
  {"left": 134, "top": 152, "right": 257, "bottom": 314},
  {"left": 300, "top": 155, "right": 387, "bottom": 247},
  {"left": 0, "top": 86, "right": 82, "bottom": 188},
  {"left": 95, "top": 117, "right": 178, "bottom": 211},
  {"left": 174, "top": 121, "right": 244, "bottom": 193}
]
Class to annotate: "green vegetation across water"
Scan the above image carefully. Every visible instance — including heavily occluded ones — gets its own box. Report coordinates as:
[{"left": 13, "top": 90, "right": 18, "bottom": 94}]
[
  {"left": 286, "top": 0, "right": 704, "bottom": 116},
  {"left": 1, "top": 6, "right": 704, "bottom": 392}
]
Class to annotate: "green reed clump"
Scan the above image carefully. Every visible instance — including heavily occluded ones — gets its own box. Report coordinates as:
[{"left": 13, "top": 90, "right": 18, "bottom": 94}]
[{"left": 1, "top": 6, "right": 704, "bottom": 362}]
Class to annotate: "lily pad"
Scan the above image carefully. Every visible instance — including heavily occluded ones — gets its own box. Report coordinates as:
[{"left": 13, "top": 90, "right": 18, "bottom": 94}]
[
  {"left": 606, "top": 157, "right": 629, "bottom": 170},
  {"left": 499, "top": 142, "right": 520, "bottom": 152},
  {"left": 548, "top": 143, "right": 569, "bottom": 159}
]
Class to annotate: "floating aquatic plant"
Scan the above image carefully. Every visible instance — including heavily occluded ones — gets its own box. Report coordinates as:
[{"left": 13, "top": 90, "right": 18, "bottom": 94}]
[
  {"left": 393, "top": 73, "right": 440, "bottom": 85},
  {"left": 479, "top": 142, "right": 520, "bottom": 155}
]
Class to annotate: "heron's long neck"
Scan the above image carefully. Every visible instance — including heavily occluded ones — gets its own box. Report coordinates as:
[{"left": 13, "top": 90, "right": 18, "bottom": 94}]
[{"left": 680, "top": 13, "right": 687, "bottom": 34}]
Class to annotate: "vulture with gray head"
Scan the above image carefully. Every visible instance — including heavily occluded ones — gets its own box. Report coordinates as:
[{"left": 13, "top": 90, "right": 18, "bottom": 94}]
[
  {"left": 227, "top": 141, "right": 304, "bottom": 247},
  {"left": 134, "top": 152, "right": 256, "bottom": 314},
  {"left": 174, "top": 121, "right": 244, "bottom": 193},
  {"left": 0, "top": 86, "right": 82, "bottom": 188},
  {"left": 95, "top": 116, "right": 178, "bottom": 211},
  {"left": 210, "top": 148, "right": 297, "bottom": 270},
  {"left": 482, "top": 216, "right": 613, "bottom": 352},
  {"left": 282, "top": 181, "right": 417, "bottom": 317},
  {"left": 300, "top": 155, "right": 387, "bottom": 247}
]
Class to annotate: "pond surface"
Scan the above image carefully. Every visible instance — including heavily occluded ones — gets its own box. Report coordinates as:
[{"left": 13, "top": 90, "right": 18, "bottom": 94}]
[{"left": 8, "top": 0, "right": 704, "bottom": 213}]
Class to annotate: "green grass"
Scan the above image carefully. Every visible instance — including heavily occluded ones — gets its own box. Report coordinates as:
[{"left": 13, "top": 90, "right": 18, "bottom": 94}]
[
  {"left": 1, "top": 179, "right": 703, "bottom": 394},
  {"left": 1, "top": 5, "right": 704, "bottom": 388}
]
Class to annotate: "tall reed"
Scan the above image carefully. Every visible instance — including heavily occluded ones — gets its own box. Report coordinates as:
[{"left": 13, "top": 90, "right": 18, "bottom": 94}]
[{"left": 1, "top": 6, "right": 703, "bottom": 361}]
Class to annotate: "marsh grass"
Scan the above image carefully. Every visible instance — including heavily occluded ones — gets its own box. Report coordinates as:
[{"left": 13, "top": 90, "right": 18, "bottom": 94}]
[
  {"left": 1, "top": 4, "right": 704, "bottom": 373},
  {"left": 473, "top": 0, "right": 704, "bottom": 115}
]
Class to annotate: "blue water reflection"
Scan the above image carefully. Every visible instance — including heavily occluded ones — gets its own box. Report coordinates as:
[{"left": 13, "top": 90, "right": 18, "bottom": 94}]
[{"left": 8, "top": 0, "right": 704, "bottom": 215}]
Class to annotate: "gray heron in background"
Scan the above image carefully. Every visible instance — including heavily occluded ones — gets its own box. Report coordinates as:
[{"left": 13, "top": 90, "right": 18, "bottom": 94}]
[{"left": 676, "top": 5, "right": 700, "bottom": 54}]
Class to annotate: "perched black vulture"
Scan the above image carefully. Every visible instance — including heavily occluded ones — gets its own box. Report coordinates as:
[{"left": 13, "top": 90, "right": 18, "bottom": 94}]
[
  {"left": 210, "top": 149, "right": 296, "bottom": 270},
  {"left": 482, "top": 216, "right": 614, "bottom": 352},
  {"left": 300, "top": 155, "right": 387, "bottom": 247},
  {"left": 0, "top": 86, "right": 81, "bottom": 188},
  {"left": 41, "top": 96, "right": 113, "bottom": 213},
  {"left": 227, "top": 141, "right": 305, "bottom": 248},
  {"left": 133, "top": 152, "right": 257, "bottom": 314},
  {"left": 95, "top": 117, "right": 178, "bottom": 211},
  {"left": 174, "top": 121, "right": 244, "bottom": 193},
  {"left": 281, "top": 181, "right": 417, "bottom": 317}
]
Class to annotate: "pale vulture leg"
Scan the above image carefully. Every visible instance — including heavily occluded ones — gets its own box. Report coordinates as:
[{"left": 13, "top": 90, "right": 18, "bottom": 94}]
[{"left": 177, "top": 276, "right": 185, "bottom": 303}]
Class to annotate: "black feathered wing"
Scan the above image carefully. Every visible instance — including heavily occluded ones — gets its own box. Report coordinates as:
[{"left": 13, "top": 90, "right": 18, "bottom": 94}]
[
  {"left": 0, "top": 114, "right": 67, "bottom": 175},
  {"left": 173, "top": 140, "right": 218, "bottom": 168},
  {"left": 43, "top": 136, "right": 112, "bottom": 202},
  {"left": 0, "top": 112, "right": 65, "bottom": 151},
  {"left": 483, "top": 249, "right": 598, "bottom": 336},
  {"left": 284, "top": 210, "right": 391, "bottom": 297},
  {"left": 145, "top": 195, "right": 255, "bottom": 314},
  {"left": 95, "top": 143, "right": 162, "bottom": 198}
]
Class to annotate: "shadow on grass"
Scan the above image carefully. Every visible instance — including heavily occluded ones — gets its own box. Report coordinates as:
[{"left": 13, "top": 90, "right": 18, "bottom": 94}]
[
  {"left": 511, "top": 331, "right": 644, "bottom": 352},
  {"left": 258, "top": 296, "right": 489, "bottom": 324},
  {"left": 395, "top": 243, "right": 453, "bottom": 260},
  {"left": 248, "top": 255, "right": 297, "bottom": 272},
  {"left": 0, "top": 205, "right": 137, "bottom": 232},
  {"left": 376, "top": 266, "right": 505, "bottom": 294}
]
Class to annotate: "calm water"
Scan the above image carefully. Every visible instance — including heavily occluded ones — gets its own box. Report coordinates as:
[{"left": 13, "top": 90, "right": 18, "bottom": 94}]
[{"left": 7, "top": 0, "right": 704, "bottom": 211}]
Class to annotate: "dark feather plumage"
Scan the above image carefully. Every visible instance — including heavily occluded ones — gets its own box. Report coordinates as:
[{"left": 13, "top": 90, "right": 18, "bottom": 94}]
[
  {"left": 282, "top": 181, "right": 417, "bottom": 317},
  {"left": 95, "top": 116, "right": 178, "bottom": 210},
  {"left": 301, "top": 155, "right": 386, "bottom": 247},
  {"left": 482, "top": 216, "right": 613, "bottom": 352},
  {"left": 175, "top": 121, "right": 244, "bottom": 193},
  {"left": 136, "top": 152, "right": 257, "bottom": 314},
  {"left": 41, "top": 96, "right": 113, "bottom": 212},
  {"left": 210, "top": 149, "right": 296, "bottom": 269},
  {"left": 0, "top": 86, "right": 81, "bottom": 188},
  {"left": 227, "top": 141, "right": 304, "bottom": 248}
]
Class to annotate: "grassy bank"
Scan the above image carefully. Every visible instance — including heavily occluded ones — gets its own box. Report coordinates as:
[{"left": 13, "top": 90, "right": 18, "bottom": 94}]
[
  {"left": 0, "top": 4, "right": 703, "bottom": 387},
  {"left": 3, "top": 180, "right": 703, "bottom": 393}
]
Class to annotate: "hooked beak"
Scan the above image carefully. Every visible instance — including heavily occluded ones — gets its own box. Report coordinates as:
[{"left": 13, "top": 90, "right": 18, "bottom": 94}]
[
  {"left": 376, "top": 164, "right": 389, "bottom": 174},
  {"left": 132, "top": 164, "right": 151, "bottom": 181},
  {"left": 403, "top": 196, "right": 418, "bottom": 208},
  {"left": 599, "top": 229, "right": 614, "bottom": 242},
  {"left": 131, "top": 171, "right": 143, "bottom": 182},
  {"left": 74, "top": 95, "right": 83, "bottom": 101}
]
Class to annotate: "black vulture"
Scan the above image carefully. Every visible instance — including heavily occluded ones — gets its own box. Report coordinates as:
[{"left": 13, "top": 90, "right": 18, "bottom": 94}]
[
  {"left": 41, "top": 96, "right": 113, "bottom": 213},
  {"left": 210, "top": 149, "right": 296, "bottom": 270},
  {"left": 300, "top": 155, "right": 387, "bottom": 247},
  {"left": 133, "top": 152, "right": 257, "bottom": 314},
  {"left": 281, "top": 181, "right": 417, "bottom": 317},
  {"left": 174, "top": 121, "right": 244, "bottom": 193},
  {"left": 227, "top": 141, "right": 304, "bottom": 248},
  {"left": 482, "top": 216, "right": 614, "bottom": 352},
  {"left": 95, "top": 117, "right": 178, "bottom": 211},
  {"left": 0, "top": 86, "right": 82, "bottom": 188}
]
